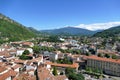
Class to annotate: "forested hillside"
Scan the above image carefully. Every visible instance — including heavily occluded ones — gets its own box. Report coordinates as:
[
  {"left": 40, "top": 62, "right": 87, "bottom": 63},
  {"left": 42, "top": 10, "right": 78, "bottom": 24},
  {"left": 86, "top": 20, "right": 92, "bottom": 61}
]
[{"left": 0, "top": 13, "right": 36, "bottom": 43}]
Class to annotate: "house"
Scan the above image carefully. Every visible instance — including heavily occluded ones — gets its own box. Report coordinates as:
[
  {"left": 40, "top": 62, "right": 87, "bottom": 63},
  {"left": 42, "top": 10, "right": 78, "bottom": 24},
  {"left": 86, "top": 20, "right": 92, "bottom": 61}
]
[
  {"left": 16, "top": 48, "right": 25, "bottom": 56},
  {"left": 14, "top": 59, "right": 27, "bottom": 64},
  {"left": 0, "top": 51, "right": 12, "bottom": 58},
  {"left": 8, "top": 49, "right": 17, "bottom": 57},
  {"left": 16, "top": 47, "right": 34, "bottom": 56},
  {"left": 21, "top": 42, "right": 34, "bottom": 47},
  {"left": 11, "top": 41, "right": 34, "bottom": 48},
  {"left": 26, "top": 48, "right": 33, "bottom": 54},
  {"left": 26, "top": 69, "right": 35, "bottom": 76},
  {"left": 0, "top": 66, "right": 7, "bottom": 75},
  {"left": 13, "top": 73, "right": 36, "bottom": 80},
  {"left": 31, "top": 55, "right": 43, "bottom": 66},
  {"left": 25, "top": 65, "right": 36, "bottom": 71},
  {"left": 12, "top": 64, "right": 22, "bottom": 72},
  {"left": 0, "top": 68, "right": 17, "bottom": 80},
  {"left": 10, "top": 42, "right": 21, "bottom": 47},
  {"left": 71, "top": 55, "right": 86, "bottom": 69},
  {"left": 0, "top": 47, "right": 5, "bottom": 52},
  {"left": 58, "top": 53, "right": 64, "bottom": 59},
  {"left": 37, "top": 64, "right": 68, "bottom": 80},
  {"left": 43, "top": 51, "right": 50, "bottom": 57}
]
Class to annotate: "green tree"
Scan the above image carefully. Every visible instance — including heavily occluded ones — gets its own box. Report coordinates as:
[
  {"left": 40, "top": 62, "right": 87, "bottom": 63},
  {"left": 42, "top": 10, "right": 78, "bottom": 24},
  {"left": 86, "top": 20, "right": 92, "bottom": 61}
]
[
  {"left": 89, "top": 48, "right": 96, "bottom": 54},
  {"left": 112, "top": 54, "right": 117, "bottom": 59},
  {"left": 86, "top": 52, "right": 90, "bottom": 56},
  {"left": 23, "top": 50, "right": 30, "bottom": 55},
  {"left": 97, "top": 53, "right": 103, "bottom": 57},
  {"left": 32, "top": 46, "right": 40, "bottom": 53},
  {"left": 104, "top": 54, "right": 110, "bottom": 58},
  {"left": 76, "top": 74, "right": 85, "bottom": 80},
  {"left": 65, "top": 68, "right": 84, "bottom": 80},
  {"left": 68, "top": 73, "right": 78, "bottom": 80},
  {"left": 56, "top": 57, "right": 73, "bottom": 64},
  {"left": 85, "top": 66, "right": 92, "bottom": 73},
  {"left": 65, "top": 67, "right": 74, "bottom": 75},
  {"left": 0, "top": 14, "right": 36, "bottom": 42},
  {"left": 75, "top": 50, "right": 81, "bottom": 54},
  {"left": 52, "top": 67, "right": 58, "bottom": 76},
  {"left": 19, "top": 55, "right": 32, "bottom": 60}
]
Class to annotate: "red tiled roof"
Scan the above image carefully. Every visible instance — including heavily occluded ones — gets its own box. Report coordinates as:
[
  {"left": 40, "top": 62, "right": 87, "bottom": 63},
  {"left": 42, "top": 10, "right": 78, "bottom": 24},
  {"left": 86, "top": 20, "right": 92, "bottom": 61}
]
[
  {"left": 38, "top": 66, "right": 54, "bottom": 80},
  {"left": 0, "top": 66, "right": 7, "bottom": 73},
  {"left": 12, "top": 64, "right": 22, "bottom": 70},
  {"left": 9, "top": 49, "right": 17, "bottom": 52},
  {"left": 38, "top": 65, "right": 68, "bottom": 80},
  {"left": 97, "top": 49, "right": 118, "bottom": 55},
  {"left": 0, "top": 69, "right": 17, "bottom": 80},
  {"left": 22, "top": 42, "right": 33, "bottom": 46},
  {"left": 14, "top": 73, "right": 36, "bottom": 80},
  {"left": 0, "top": 50, "right": 12, "bottom": 58},
  {"left": 30, "top": 56, "right": 43, "bottom": 62},
  {"left": 0, "top": 62, "right": 5, "bottom": 66},
  {"left": 45, "top": 61, "right": 79, "bottom": 68},
  {"left": 14, "top": 59, "right": 26, "bottom": 64},
  {"left": 86, "top": 55, "right": 120, "bottom": 64}
]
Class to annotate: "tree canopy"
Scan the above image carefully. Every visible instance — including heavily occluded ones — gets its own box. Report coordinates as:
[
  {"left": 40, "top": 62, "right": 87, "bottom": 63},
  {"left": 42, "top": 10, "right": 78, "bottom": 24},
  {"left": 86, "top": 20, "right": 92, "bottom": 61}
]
[
  {"left": 65, "top": 68, "right": 84, "bottom": 80},
  {"left": 52, "top": 67, "right": 58, "bottom": 76},
  {"left": 32, "top": 46, "right": 40, "bottom": 54},
  {"left": 23, "top": 50, "right": 30, "bottom": 55}
]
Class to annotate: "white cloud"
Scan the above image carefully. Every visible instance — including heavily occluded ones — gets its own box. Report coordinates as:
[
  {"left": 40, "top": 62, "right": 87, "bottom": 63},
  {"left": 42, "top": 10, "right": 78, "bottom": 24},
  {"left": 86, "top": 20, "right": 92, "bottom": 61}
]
[{"left": 75, "top": 22, "right": 120, "bottom": 31}]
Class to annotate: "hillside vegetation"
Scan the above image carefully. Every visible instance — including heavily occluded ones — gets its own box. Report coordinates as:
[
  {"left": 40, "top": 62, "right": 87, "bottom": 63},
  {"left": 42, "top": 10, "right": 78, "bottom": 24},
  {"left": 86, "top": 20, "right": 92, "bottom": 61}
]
[
  {"left": 0, "top": 13, "right": 36, "bottom": 43},
  {"left": 93, "top": 26, "right": 120, "bottom": 38}
]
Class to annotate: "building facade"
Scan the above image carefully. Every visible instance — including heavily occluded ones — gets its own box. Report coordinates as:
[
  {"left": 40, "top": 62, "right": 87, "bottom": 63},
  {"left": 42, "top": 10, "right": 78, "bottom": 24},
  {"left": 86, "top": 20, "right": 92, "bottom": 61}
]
[{"left": 87, "top": 55, "right": 120, "bottom": 76}]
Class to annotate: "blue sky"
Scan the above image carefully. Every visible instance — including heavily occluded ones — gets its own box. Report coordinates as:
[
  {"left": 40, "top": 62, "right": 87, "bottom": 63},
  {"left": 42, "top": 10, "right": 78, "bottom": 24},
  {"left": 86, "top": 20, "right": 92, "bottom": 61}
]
[{"left": 0, "top": 0, "right": 120, "bottom": 30}]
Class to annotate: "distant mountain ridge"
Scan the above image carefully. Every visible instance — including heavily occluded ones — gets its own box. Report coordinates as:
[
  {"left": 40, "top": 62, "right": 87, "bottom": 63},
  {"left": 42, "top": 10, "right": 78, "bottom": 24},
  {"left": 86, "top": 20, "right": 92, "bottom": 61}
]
[
  {"left": 41, "top": 26, "right": 102, "bottom": 36},
  {"left": 93, "top": 26, "right": 120, "bottom": 37},
  {"left": 0, "top": 13, "right": 36, "bottom": 43}
]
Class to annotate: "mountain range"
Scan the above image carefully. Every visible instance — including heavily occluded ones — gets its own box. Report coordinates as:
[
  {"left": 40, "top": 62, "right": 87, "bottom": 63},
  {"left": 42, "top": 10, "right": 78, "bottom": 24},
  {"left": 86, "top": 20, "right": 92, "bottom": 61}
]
[
  {"left": 0, "top": 13, "right": 120, "bottom": 43},
  {"left": 41, "top": 27, "right": 102, "bottom": 36}
]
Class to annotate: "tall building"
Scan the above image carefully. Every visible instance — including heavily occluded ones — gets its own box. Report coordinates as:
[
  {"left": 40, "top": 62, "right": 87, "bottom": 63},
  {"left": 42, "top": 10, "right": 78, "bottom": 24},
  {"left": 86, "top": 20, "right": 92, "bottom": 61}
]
[{"left": 86, "top": 55, "right": 120, "bottom": 76}]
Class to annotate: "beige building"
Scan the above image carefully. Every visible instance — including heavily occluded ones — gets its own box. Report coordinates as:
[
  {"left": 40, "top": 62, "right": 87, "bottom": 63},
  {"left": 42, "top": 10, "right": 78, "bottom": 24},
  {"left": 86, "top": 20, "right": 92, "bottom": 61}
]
[{"left": 86, "top": 55, "right": 120, "bottom": 76}]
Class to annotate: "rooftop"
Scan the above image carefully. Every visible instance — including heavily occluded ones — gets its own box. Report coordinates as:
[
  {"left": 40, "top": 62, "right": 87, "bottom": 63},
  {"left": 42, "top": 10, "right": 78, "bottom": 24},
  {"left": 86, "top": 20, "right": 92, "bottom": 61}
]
[
  {"left": 45, "top": 61, "right": 79, "bottom": 68},
  {"left": 87, "top": 55, "right": 120, "bottom": 64}
]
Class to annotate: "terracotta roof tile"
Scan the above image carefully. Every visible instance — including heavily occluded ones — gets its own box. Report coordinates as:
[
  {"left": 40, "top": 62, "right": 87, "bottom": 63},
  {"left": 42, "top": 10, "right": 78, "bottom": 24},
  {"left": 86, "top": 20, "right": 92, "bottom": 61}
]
[
  {"left": 45, "top": 61, "right": 79, "bottom": 68},
  {"left": 38, "top": 66, "right": 54, "bottom": 80},
  {"left": 14, "top": 59, "right": 27, "bottom": 64},
  {"left": 0, "top": 69, "right": 17, "bottom": 80},
  {"left": 22, "top": 42, "right": 33, "bottom": 46},
  {"left": 12, "top": 64, "right": 22, "bottom": 70},
  {"left": 15, "top": 73, "right": 36, "bottom": 80},
  {"left": 86, "top": 55, "right": 120, "bottom": 64},
  {"left": 0, "top": 66, "right": 7, "bottom": 73},
  {"left": 38, "top": 65, "right": 68, "bottom": 80}
]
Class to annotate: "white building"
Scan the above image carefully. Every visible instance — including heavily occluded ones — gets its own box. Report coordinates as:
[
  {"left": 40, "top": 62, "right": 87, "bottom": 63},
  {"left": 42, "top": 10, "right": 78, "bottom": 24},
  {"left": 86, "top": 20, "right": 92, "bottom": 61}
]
[
  {"left": 26, "top": 48, "right": 33, "bottom": 54},
  {"left": 16, "top": 49, "right": 25, "bottom": 56}
]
